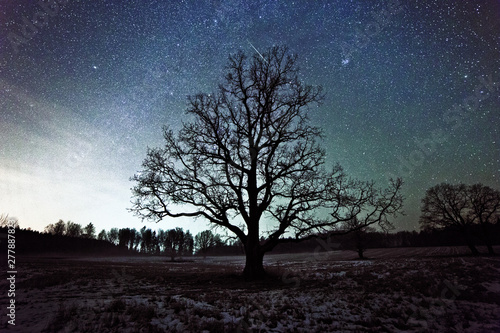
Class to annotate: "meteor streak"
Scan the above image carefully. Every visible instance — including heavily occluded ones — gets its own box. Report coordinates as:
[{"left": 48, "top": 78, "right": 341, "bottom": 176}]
[{"left": 247, "top": 40, "right": 268, "bottom": 63}]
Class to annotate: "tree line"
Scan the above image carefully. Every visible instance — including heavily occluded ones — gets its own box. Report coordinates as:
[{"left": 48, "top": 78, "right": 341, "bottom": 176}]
[
  {"left": 40, "top": 219, "right": 239, "bottom": 259},
  {"left": 1, "top": 206, "right": 498, "bottom": 259}
]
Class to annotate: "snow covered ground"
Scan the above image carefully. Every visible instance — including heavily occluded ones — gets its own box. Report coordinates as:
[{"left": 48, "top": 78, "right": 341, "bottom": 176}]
[{"left": 1, "top": 246, "right": 499, "bottom": 332}]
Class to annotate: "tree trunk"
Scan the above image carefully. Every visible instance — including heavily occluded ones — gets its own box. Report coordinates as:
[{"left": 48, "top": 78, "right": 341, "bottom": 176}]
[
  {"left": 243, "top": 241, "right": 266, "bottom": 280},
  {"left": 357, "top": 248, "right": 365, "bottom": 259},
  {"left": 355, "top": 231, "right": 365, "bottom": 259},
  {"left": 464, "top": 236, "right": 479, "bottom": 256}
]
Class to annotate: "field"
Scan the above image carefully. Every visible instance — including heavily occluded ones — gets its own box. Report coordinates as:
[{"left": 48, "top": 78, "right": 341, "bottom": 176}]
[{"left": 1, "top": 246, "right": 499, "bottom": 332}]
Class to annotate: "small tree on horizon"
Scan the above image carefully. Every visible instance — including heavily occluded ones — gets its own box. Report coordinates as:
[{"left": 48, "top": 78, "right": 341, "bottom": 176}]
[
  {"left": 107, "top": 228, "right": 119, "bottom": 245},
  {"left": 118, "top": 228, "right": 131, "bottom": 248},
  {"left": 44, "top": 219, "right": 66, "bottom": 236},
  {"left": 97, "top": 229, "right": 108, "bottom": 241},
  {"left": 184, "top": 230, "right": 194, "bottom": 256},
  {"left": 83, "top": 222, "right": 96, "bottom": 239},
  {"left": 129, "top": 228, "right": 137, "bottom": 251},
  {"left": 164, "top": 227, "right": 185, "bottom": 261},
  {"left": 195, "top": 230, "right": 216, "bottom": 258},
  {"left": 140, "top": 227, "right": 153, "bottom": 253},
  {"left": 66, "top": 221, "right": 82, "bottom": 237},
  {"left": 343, "top": 216, "right": 377, "bottom": 259},
  {"left": 130, "top": 46, "right": 404, "bottom": 279}
]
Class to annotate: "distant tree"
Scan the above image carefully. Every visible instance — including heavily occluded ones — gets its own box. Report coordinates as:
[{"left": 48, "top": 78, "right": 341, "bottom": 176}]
[
  {"left": 97, "top": 229, "right": 108, "bottom": 241},
  {"left": 195, "top": 230, "right": 216, "bottom": 258},
  {"left": 118, "top": 228, "right": 131, "bottom": 248},
  {"left": 130, "top": 46, "right": 404, "bottom": 279},
  {"left": 0, "top": 214, "right": 19, "bottom": 229},
  {"left": 131, "top": 228, "right": 141, "bottom": 251},
  {"left": 213, "top": 233, "right": 225, "bottom": 247},
  {"left": 184, "top": 230, "right": 194, "bottom": 256},
  {"left": 156, "top": 229, "right": 166, "bottom": 253},
  {"left": 140, "top": 227, "right": 153, "bottom": 253},
  {"left": 83, "top": 222, "right": 96, "bottom": 239},
  {"left": 344, "top": 217, "right": 377, "bottom": 259},
  {"left": 107, "top": 228, "right": 119, "bottom": 245},
  {"left": 129, "top": 228, "right": 137, "bottom": 251},
  {"left": 164, "top": 227, "right": 185, "bottom": 260},
  {"left": 43, "top": 224, "right": 53, "bottom": 234},
  {"left": 419, "top": 183, "right": 499, "bottom": 255},
  {"left": 152, "top": 230, "right": 160, "bottom": 254},
  {"left": 230, "top": 238, "right": 244, "bottom": 247},
  {"left": 45, "top": 219, "right": 66, "bottom": 236},
  {"left": 466, "top": 184, "right": 500, "bottom": 255},
  {"left": 145, "top": 229, "right": 153, "bottom": 252},
  {"left": 66, "top": 221, "right": 82, "bottom": 237},
  {"left": 55, "top": 219, "right": 67, "bottom": 235}
]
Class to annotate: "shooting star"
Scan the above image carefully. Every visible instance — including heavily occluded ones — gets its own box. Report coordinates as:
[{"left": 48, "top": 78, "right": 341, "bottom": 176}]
[{"left": 248, "top": 40, "right": 268, "bottom": 63}]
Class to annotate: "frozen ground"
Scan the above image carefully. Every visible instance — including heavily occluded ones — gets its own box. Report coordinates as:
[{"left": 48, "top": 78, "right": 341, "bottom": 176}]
[{"left": 1, "top": 246, "right": 499, "bottom": 332}]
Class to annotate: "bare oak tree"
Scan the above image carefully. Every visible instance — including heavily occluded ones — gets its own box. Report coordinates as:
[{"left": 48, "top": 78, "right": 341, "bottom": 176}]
[
  {"left": 343, "top": 216, "right": 377, "bottom": 259},
  {"left": 130, "top": 46, "right": 404, "bottom": 279},
  {"left": 467, "top": 184, "right": 500, "bottom": 254},
  {"left": 420, "top": 183, "right": 500, "bottom": 255}
]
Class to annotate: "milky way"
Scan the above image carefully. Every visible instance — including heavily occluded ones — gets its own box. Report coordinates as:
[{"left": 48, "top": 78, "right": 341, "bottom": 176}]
[{"left": 1, "top": 0, "right": 498, "bottom": 234}]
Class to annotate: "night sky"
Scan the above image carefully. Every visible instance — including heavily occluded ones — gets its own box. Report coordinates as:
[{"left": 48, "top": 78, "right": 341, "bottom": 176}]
[{"left": 1, "top": 0, "right": 499, "bottom": 235}]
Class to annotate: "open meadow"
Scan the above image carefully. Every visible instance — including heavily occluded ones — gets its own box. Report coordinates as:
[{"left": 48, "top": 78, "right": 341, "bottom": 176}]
[{"left": 1, "top": 246, "right": 499, "bottom": 332}]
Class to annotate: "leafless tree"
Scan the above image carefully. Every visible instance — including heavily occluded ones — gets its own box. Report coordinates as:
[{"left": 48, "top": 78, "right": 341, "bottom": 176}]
[
  {"left": 467, "top": 184, "right": 500, "bottom": 254},
  {"left": 0, "top": 214, "right": 19, "bottom": 228},
  {"left": 195, "top": 230, "right": 216, "bottom": 258},
  {"left": 165, "top": 227, "right": 185, "bottom": 261},
  {"left": 118, "top": 227, "right": 132, "bottom": 248},
  {"left": 130, "top": 46, "right": 404, "bottom": 279},
  {"left": 184, "top": 230, "right": 194, "bottom": 256},
  {"left": 343, "top": 216, "right": 377, "bottom": 259},
  {"left": 420, "top": 183, "right": 500, "bottom": 255}
]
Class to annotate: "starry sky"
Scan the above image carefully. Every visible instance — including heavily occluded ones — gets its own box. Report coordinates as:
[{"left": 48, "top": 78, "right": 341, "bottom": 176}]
[{"left": 1, "top": 0, "right": 499, "bottom": 236}]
